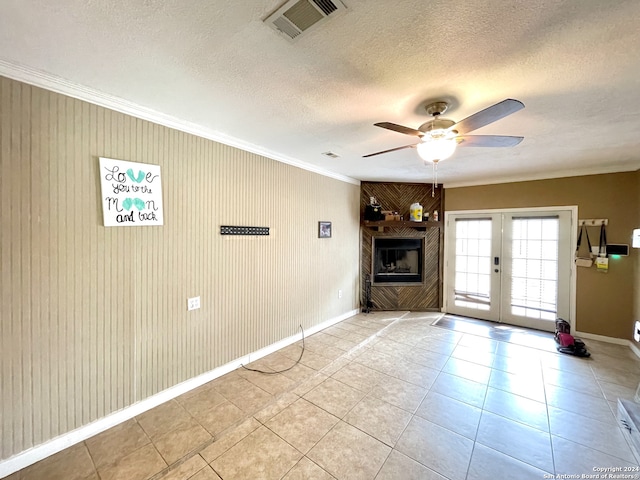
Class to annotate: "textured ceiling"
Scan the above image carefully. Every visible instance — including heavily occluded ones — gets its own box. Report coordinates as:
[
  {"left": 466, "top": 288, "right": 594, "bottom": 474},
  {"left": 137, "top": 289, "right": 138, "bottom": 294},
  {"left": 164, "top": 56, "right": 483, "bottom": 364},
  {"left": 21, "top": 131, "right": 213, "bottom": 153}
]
[{"left": 2, "top": 0, "right": 640, "bottom": 186}]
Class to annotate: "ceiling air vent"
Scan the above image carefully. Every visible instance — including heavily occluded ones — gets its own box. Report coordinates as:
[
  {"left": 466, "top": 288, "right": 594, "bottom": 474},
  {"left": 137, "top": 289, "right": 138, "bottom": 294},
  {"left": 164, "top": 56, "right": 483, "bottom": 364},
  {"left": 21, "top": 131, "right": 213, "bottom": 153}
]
[{"left": 264, "top": 0, "right": 347, "bottom": 40}]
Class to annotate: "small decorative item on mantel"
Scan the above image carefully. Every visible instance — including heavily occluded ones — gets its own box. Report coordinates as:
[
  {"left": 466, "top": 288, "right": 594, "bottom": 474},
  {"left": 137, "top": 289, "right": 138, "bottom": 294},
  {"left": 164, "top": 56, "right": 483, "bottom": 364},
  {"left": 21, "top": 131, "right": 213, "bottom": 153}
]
[
  {"left": 409, "top": 202, "right": 423, "bottom": 222},
  {"left": 383, "top": 211, "right": 401, "bottom": 221},
  {"left": 364, "top": 197, "right": 384, "bottom": 221}
]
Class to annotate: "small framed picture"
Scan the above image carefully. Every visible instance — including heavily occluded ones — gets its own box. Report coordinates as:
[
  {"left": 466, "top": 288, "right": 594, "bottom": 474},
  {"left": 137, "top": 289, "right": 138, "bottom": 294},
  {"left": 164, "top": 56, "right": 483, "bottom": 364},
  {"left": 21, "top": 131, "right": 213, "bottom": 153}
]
[{"left": 318, "top": 221, "right": 332, "bottom": 238}]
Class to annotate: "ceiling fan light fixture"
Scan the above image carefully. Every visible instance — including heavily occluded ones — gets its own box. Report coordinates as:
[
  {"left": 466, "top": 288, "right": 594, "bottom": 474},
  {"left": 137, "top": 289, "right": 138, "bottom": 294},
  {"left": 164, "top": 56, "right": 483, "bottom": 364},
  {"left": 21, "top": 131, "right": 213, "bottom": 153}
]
[
  {"left": 364, "top": 99, "right": 524, "bottom": 161},
  {"left": 416, "top": 134, "right": 457, "bottom": 163}
]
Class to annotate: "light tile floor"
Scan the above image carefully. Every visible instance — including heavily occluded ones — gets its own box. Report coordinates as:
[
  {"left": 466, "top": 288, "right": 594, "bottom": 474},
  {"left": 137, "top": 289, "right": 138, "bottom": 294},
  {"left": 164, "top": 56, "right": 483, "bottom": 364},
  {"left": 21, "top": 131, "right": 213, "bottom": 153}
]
[{"left": 6, "top": 311, "right": 640, "bottom": 480}]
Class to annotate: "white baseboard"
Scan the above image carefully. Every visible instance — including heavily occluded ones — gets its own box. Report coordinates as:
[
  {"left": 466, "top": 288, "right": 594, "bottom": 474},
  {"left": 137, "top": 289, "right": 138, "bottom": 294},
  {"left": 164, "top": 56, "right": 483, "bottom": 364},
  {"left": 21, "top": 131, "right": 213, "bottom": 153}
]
[
  {"left": 574, "top": 330, "right": 640, "bottom": 360},
  {"left": 574, "top": 330, "right": 631, "bottom": 345},
  {"left": 244, "top": 309, "right": 360, "bottom": 364},
  {"left": 0, "top": 309, "right": 359, "bottom": 478}
]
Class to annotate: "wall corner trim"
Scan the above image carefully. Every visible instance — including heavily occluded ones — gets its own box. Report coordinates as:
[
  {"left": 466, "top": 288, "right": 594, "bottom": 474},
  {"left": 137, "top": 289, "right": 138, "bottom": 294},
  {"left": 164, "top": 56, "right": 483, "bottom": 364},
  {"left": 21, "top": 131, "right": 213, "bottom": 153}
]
[{"left": 0, "top": 309, "right": 359, "bottom": 478}]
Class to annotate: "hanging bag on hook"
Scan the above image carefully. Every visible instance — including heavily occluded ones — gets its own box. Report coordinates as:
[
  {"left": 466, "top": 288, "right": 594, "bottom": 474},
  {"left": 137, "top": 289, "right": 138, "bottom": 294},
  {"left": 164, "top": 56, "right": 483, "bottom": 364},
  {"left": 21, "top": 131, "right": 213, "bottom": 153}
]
[
  {"left": 575, "top": 224, "right": 594, "bottom": 267},
  {"left": 596, "top": 223, "right": 609, "bottom": 272}
]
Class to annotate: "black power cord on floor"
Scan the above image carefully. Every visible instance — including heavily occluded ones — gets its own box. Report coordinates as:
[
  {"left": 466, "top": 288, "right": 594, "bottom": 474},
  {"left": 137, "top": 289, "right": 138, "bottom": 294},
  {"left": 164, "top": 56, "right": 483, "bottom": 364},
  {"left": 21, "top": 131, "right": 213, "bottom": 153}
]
[{"left": 240, "top": 325, "right": 305, "bottom": 375}]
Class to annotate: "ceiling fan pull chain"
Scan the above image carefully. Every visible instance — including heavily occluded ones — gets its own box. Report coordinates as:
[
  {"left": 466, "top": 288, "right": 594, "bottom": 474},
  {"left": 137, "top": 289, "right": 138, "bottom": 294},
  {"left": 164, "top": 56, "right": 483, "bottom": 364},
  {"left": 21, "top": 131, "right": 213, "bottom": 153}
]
[{"left": 431, "top": 161, "right": 438, "bottom": 197}]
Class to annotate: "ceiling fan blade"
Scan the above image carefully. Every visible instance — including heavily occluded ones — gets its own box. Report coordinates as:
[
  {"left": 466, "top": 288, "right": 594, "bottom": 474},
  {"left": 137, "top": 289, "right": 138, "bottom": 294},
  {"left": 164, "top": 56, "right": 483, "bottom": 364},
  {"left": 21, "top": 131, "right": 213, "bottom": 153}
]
[
  {"left": 452, "top": 99, "right": 524, "bottom": 134},
  {"left": 457, "top": 135, "right": 524, "bottom": 147},
  {"left": 374, "top": 122, "right": 424, "bottom": 137},
  {"left": 363, "top": 144, "right": 417, "bottom": 158}
]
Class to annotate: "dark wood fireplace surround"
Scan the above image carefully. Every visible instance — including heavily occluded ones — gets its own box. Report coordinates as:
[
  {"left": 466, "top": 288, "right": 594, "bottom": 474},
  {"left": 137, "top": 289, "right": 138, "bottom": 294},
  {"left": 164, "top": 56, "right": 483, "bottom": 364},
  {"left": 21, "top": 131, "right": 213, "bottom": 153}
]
[{"left": 361, "top": 182, "right": 444, "bottom": 311}]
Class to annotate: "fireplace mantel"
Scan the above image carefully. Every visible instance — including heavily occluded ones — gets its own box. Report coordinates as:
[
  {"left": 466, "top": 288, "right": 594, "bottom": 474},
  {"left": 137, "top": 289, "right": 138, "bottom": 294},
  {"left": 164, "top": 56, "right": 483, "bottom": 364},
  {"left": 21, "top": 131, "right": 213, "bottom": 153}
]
[{"left": 362, "top": 220, "right": 442, "bottom": 232}]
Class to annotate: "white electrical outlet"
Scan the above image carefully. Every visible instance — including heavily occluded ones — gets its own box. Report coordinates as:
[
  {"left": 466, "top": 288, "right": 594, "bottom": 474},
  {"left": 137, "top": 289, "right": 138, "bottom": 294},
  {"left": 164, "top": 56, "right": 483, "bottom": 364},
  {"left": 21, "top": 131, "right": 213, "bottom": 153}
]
[
  {"left": 338, "top": 289, "right": 343, "bottom": 299},
  {"left": 635, "top": 321, "right": 640, "bottom": 342},
  {"left": 188, "top": 296, "right": 201, "bottom": 311}
]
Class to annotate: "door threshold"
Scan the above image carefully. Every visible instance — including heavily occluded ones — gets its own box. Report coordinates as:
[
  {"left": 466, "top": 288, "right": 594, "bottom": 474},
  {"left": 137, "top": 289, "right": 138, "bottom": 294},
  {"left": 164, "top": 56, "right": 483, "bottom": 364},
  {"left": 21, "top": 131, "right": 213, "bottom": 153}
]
[{"left": 433, "top": 314, "right": 557, "bottom": 352}]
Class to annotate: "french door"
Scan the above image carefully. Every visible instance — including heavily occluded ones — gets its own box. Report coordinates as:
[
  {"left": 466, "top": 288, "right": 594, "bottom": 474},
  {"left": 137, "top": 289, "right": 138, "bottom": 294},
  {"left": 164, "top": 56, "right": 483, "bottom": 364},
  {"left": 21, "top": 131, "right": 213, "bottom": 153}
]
[{"left": 444, "top": 209, "right": 574, "bottom": 332}]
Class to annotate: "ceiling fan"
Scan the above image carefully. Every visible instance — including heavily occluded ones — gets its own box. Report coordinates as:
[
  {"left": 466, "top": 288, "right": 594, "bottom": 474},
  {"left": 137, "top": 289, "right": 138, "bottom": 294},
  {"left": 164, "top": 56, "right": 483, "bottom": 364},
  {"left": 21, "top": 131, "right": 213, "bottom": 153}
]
[{"left": 363, "top": 98, "right": 525, "bottom": 163}]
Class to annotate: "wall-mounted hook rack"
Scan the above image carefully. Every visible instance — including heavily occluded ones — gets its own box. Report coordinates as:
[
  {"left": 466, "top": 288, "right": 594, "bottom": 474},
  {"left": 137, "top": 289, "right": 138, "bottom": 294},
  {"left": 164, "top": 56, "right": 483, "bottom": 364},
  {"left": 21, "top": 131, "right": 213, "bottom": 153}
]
[{"left": 578, "top": 218, "right": 608, "bottom": 226}]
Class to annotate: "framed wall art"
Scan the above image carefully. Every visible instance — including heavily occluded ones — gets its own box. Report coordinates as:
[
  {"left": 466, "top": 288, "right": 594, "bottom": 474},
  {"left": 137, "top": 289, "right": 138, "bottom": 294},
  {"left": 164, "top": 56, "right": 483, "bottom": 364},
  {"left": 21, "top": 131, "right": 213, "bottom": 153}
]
[
  {"left": 98, "top": 157, "right": 164, "bottom": 227},
  {"left": 318, "top": 221, "right": 332, "bottom": 238}
]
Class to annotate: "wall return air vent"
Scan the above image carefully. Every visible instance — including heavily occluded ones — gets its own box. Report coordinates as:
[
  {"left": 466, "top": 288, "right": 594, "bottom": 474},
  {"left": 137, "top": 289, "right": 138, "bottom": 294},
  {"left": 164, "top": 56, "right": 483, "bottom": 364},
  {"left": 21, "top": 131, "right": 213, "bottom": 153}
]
[{"left": 264, "top": 0, "right": 347, "bottom": 40}]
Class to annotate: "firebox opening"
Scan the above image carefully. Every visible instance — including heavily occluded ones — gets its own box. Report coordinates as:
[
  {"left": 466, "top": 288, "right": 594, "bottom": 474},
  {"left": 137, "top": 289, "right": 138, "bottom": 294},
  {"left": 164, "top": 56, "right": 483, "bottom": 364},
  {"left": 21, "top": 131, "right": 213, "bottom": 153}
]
[{"left": 373, "top": 237, "right": 423, "bottom": 284}]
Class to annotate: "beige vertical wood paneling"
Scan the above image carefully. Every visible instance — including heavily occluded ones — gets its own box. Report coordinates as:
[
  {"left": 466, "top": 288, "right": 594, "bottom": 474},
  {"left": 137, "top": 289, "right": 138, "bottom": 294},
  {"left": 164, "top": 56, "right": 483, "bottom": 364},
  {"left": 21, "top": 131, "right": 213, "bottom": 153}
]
[
  {"left": 0, "top": 75, "right": 360, "bottom": 461},
  {"left": 1, "top": 77, "right": 10, "bottom": 456}
]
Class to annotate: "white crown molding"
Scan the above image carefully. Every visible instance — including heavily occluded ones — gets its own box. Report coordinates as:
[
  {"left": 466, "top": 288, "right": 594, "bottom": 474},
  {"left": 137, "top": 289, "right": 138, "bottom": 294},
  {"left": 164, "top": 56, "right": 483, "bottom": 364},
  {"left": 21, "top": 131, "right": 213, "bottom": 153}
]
[
  {"left": 0, "top": 59, "right": 360, "bottom": 186},
  {"left": 0, "top": 308, "right": 360, "bottom": 478},
  {"left": 444, "top": 162, "right": 640, "bottom": 188}
]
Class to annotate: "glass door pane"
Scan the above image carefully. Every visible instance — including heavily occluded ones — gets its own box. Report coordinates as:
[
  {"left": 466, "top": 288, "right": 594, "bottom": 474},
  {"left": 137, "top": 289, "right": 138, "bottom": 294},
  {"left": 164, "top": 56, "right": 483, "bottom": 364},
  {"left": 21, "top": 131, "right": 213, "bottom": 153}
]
[
  {"left": 454, "top": 219, "right": 492, "bottom": 310},
  {"left": 446, "top": 214, "right": 501, "bottom": 321},
  {"left": 510, "top": 217, "right": 559, "bottom": 320},
  {"left": 502, "top": 212, "right": 572, "bottom": 331}
]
